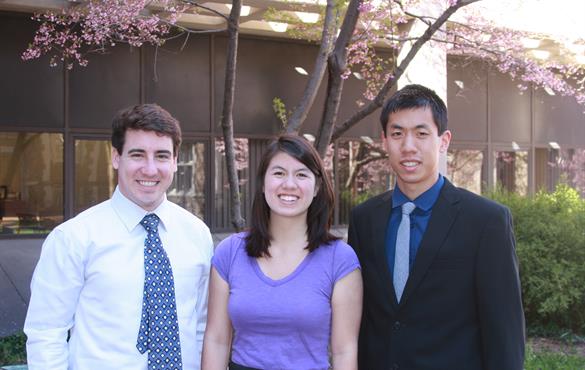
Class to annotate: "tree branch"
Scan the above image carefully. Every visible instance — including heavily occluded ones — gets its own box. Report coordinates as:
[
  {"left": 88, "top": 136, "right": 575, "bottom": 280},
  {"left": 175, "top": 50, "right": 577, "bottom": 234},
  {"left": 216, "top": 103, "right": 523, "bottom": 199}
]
[
  {"left": 286, "top": 0, "right": 337, "bottom": 134},
  {"left": 344, "top": 143, "right": 387, "bottom": 188},
  {"left": 180, "top": 0, "right": 230, "bottom": 21},
  {"left": 331, "top": 0, "right": 481, "bottom": 141},
  {"left": 314, "top": 0, "right": 363, "bottom": 156}
]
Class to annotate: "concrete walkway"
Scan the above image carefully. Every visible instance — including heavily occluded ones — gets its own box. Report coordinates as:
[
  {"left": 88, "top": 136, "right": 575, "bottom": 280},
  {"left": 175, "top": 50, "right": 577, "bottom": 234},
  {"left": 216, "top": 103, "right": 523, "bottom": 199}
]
[{"left": 0, "top": 238, "right": 42, "bottom": 338}]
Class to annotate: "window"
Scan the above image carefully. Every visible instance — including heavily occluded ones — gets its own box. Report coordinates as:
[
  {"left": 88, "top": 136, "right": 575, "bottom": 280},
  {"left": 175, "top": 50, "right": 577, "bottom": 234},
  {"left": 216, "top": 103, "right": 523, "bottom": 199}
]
[
  {"left": 0, "top": 132, "right": 63, "bottom": 235},
  {"left": 448, "top": 149, "right": 485, "bottom": 194},
  {"left": 536, "top": 147, "right": 585, "bottom": 196},
  {"left": 213, "top": 138, "right": 249, "bottom": 230},
  {"left": 75, "top": 139, "right": 116, "bottom": 215},
  {"left": 167, "top": 141, "right": 206, "bottom": 220},
  {"left": 495, "top": 150, "right": 528, "bottom": 195},
  {"left": 336, "top": 140, "right": 393, "bottom": 225},
  {"left": 561, "top": 148, "right": 585, "bottom": 197}
]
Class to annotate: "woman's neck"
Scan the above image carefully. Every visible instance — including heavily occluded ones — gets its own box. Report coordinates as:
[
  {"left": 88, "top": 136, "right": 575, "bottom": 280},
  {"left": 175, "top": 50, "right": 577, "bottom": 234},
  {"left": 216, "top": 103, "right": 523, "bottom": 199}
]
[{"left": 268, "top": 214, "right": 308, "bottom": 252}]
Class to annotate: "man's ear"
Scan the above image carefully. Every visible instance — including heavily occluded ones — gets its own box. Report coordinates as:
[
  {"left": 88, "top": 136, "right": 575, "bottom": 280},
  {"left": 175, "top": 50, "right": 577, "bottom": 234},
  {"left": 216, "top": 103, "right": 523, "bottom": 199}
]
[
  {"left": 112, "top": 147, "right": 121, "bottom": 170},
  {"left": 439, "top": 130, "right": 452, "bottom": 153},
  {"left": 172, "top": 155, "right": 178, "bottom": 173}
]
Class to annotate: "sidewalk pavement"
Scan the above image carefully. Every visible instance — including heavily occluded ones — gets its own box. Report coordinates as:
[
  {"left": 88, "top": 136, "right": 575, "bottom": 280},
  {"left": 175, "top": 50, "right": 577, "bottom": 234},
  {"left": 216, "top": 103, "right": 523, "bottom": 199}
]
[{"left": 0, "top": 238, "right": 41, "bottom": 338}]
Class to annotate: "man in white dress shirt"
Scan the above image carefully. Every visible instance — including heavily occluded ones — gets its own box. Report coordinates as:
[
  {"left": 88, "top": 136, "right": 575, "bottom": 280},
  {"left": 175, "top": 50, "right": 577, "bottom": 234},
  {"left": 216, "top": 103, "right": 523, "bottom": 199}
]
[{"left": 24, "top": 104, "right": 214, "bottom": 370}]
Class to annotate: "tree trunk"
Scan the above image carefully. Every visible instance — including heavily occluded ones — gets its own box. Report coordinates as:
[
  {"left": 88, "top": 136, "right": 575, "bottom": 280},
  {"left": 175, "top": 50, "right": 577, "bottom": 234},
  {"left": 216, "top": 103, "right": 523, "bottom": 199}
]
[
  {"left": 220, "top": 0, "right": 246, "bottom": 230},
  {"left": 286, "top": 0, "right": 337, "bottom": 134},
  {"left": 314, "top": 61, "right": 345, "bottom": 157},
  {"left": 330, "top": 0, "right": 480, "bottom": 141},
  {"left": 314, "top": 0, "right": 363, "bottom": 157}
]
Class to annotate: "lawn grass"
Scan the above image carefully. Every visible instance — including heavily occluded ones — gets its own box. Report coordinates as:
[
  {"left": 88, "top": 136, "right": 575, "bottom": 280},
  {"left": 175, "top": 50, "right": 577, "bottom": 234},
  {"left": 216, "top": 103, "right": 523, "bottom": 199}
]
[{"left": 525, "top": 345, "right": 585, "bottom": 369}]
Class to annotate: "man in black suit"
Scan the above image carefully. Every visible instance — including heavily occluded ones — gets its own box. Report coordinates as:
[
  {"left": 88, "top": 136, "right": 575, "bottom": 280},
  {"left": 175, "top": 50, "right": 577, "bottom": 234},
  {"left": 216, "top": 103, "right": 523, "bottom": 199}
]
[{"left": 348, "top": 84, "right": 525, "bottom": 370}]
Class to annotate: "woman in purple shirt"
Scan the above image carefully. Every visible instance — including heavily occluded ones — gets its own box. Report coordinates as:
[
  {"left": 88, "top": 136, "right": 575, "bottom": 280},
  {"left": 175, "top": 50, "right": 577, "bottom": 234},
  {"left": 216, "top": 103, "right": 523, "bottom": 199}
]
[{"left": 202, "top": 135, "right": 362, "bottom": 370}]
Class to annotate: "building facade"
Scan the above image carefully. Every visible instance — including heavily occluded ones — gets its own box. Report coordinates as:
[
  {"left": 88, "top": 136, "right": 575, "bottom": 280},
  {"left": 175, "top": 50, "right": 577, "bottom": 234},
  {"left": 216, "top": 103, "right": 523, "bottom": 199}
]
[{"left": 1, "top": 11, "right": 584, "bottom": 238}]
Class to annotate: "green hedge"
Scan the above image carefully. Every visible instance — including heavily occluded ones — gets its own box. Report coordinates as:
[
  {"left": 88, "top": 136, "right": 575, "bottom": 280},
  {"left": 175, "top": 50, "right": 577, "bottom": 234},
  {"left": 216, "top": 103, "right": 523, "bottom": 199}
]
[
  {"left": 0, "top": 332, "right": 26, "bottom": 366},
  {"left": 489, "top": 185, "right": 585, "bottom": 332}
]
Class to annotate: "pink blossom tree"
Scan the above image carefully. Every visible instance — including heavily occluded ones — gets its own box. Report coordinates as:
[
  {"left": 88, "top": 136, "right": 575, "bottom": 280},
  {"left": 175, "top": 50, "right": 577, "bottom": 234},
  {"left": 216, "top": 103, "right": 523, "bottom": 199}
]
[{"left": 22, "top": 0, "right": 585, "bottom": 228}]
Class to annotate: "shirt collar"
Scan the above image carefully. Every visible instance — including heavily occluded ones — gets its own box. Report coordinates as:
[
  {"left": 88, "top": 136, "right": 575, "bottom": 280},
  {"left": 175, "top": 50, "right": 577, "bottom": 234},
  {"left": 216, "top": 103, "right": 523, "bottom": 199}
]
[
  {"left": 392, "top": 174, "right": 445, "bottom": 212},
  {"left": 111, "top": 187, "right": 171, "bottom": 232}
]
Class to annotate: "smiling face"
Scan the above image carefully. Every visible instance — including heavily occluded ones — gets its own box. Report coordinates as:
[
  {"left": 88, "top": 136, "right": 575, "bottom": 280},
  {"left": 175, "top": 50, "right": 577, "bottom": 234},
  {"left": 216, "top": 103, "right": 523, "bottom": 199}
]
[
  {"left": 112, "top": 129, "right": 177, "bottom": 211},
  {"left": 263, "top": 151, "right": 318, "bottom": 222},
  {"left": 382, "top": 107, "right": 451, "bottom": 199}
]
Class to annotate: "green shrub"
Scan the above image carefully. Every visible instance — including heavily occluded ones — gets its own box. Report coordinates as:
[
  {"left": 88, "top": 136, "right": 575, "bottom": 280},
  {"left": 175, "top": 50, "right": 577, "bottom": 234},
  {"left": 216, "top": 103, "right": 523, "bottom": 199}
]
[
  {"left": 489, "top": 185, "right": 585, "bottom": 332},
  {"left": 0, "top": 332, "right": 26, "bottom": 366}
]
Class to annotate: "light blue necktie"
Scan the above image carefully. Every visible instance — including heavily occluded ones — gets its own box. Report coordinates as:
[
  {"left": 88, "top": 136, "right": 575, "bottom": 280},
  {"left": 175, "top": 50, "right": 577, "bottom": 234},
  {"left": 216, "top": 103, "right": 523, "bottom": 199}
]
[
  {"left": 394, "top": 202, "right": 416, "bottom": 303},
  {"left": 137, "top": 214, "right": 183, "bottom": 369}
]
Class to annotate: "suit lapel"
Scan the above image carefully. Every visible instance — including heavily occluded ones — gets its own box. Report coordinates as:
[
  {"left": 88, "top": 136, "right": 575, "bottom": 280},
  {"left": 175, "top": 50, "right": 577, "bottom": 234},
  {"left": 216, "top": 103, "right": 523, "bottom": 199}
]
[
  {"left": 368, "top": 191, "right": 399, "bottom": 311},
  {"left": 400, "top": 180, "right": 460, "bottom": 306}
]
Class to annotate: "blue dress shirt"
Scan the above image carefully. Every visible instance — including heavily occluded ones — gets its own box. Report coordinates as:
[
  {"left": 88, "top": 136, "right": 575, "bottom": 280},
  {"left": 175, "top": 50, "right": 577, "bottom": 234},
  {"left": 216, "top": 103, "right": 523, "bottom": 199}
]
[{"left": 386, "top": 175, "right": 445, "bottom": 277}]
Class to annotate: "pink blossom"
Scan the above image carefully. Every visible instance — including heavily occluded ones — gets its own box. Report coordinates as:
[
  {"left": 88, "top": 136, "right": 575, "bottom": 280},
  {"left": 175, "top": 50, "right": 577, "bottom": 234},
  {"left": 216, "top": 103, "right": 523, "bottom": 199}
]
[{"left": 22, "top": 0, "right": 182, "bottom": 68}]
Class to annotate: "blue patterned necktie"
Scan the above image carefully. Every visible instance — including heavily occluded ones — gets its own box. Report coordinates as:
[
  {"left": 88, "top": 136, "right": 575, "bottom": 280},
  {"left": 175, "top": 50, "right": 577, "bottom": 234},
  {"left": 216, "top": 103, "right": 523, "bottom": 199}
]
[
  {"left": 394, "top": 202, "right": 416, "bottom": 303},
  {"left": 137, "top": 213, "right": 183, "bottom": 369}
]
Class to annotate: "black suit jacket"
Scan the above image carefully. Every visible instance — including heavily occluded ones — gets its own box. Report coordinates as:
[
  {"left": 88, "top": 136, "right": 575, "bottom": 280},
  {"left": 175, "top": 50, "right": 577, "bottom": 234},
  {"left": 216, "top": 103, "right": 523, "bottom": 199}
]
[{"left": 348, "top": 179, "right": 525, "bottom": 370}]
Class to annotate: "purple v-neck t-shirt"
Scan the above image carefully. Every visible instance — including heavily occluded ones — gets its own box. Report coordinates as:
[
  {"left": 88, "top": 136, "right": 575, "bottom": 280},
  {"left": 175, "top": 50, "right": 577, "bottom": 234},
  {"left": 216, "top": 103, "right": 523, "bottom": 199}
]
[{"left": 212, "top": 232, "right": 360, "bottom": 370}]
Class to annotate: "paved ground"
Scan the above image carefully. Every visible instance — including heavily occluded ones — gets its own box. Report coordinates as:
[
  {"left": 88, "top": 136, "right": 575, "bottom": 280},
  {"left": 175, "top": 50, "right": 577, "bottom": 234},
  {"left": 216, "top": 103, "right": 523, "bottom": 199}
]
[{"left": 0, "top": 238, "right": 42, "bottom": 338}]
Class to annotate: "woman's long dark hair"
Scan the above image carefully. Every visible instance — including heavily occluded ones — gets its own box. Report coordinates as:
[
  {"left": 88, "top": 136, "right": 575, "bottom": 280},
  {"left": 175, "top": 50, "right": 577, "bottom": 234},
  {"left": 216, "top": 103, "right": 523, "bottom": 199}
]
[{"left": 245, "top": 134, "right": 338, "bottom": 258}]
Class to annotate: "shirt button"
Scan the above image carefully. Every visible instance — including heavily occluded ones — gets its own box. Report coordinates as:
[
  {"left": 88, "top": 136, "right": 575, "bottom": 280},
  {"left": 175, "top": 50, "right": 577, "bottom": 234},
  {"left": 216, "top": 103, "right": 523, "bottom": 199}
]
[{"left": 393, "top": 321, "right": 401, "bottom": 330}]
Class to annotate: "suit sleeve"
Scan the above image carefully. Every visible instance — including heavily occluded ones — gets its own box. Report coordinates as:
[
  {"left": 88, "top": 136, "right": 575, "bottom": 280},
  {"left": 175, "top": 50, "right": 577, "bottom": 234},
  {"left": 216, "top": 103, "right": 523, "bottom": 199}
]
[
  {"left": 347, "top": 208, "right": 360, "bottom": 257},
  {"left": 347, "top": 207, "right": 369, "bottom": 370},
  {"left": 475, "top": 206, "right": 525, "bottom": 370}
]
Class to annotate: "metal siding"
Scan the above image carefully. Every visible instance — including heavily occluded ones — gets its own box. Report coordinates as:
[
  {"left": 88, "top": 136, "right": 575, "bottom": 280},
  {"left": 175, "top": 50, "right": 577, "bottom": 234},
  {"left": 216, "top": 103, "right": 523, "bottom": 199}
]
[
  {"left": 143, "top": 35, "right": 212, "bottom": 133},
  {"left": 447, "top": 58, "right": 488, "bottom": 142},
  {"left": 488, "top": 69, "right": 531, "bottom": 143},
  {"left": 68, "top": 45, "right": 141, "bottom": 129},
  {"left": 0, "top": 13, "right": 63, "bottom": 128},
  {"left": 533, "top": 89, "right": 585, "bottom": 147}
]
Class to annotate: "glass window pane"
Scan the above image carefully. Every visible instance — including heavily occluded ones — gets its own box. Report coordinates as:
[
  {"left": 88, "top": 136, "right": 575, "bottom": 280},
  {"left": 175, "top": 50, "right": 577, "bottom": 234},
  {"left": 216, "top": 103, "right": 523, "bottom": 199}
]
[
  {"left": 75, "top": 140, "right": 116, "bottom": 215},
  {"left": 213, "top": 138, "right": 249, "bottom": 230},
  {"left": 448, "top": 149, "right": 485, "bottom": 195},
  {"left": 536, "top": 147, "right": 585, "bottom": 197},
  {"left": 168, "top": 142, "right": 206, "bottom": 220},
  {"left": 560, "top": 148, "right": 585, "bottom": 197},
  {"left": 336, "top": 140, "right": 393, "bottom": 225},
  {"left": 0, "top": 132, "right": 63, "bottom": 235},
  {"left": 534, "top": 147, "right": 558, "bottom": 193},
  {"left": 495, "top": 151, "right": 528, "bottom": 196}
]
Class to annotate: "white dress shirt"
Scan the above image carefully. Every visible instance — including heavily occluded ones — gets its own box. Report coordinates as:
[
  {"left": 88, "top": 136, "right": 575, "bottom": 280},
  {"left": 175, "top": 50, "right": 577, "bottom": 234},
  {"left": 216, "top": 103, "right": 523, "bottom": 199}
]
[{"left": 24, "top": 188, "right": 213, "bottom": 370}]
